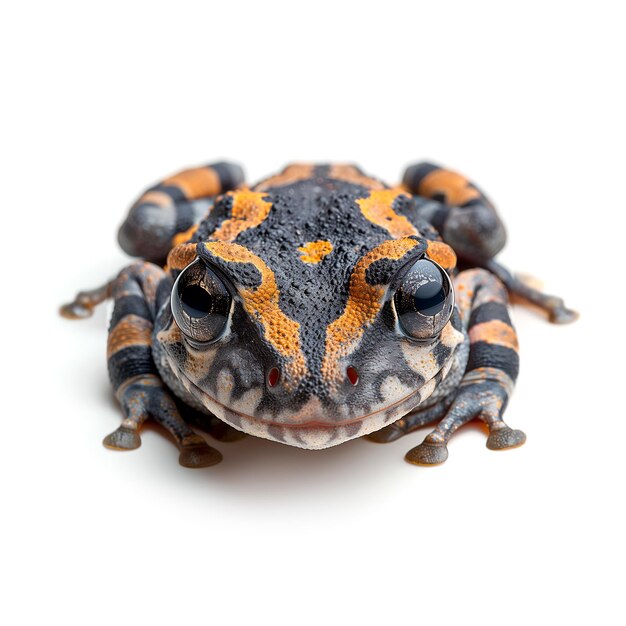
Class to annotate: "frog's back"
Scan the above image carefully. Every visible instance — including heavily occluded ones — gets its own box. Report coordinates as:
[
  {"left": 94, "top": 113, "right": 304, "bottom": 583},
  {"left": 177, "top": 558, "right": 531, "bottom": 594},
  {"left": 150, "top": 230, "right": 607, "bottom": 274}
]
[{"left": 193, "top": 162, "right": 435, "bottom": 272}]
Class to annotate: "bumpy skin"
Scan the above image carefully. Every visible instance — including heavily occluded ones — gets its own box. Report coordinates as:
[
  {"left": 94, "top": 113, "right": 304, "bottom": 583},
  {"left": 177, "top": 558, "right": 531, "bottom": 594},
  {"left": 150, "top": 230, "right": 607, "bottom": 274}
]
[{"left": 61, "top": 161, "right": 577, "bottom": 467}]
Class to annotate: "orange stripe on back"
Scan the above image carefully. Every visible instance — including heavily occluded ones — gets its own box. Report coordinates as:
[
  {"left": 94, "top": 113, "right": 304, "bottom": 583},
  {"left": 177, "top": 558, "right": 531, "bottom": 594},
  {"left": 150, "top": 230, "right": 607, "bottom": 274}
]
[
  {"left": 356, "top": 188, "right": 418, "bottom": 238},
  {"left": 210, "top": 189, "right": 272, "bottom": 242}
]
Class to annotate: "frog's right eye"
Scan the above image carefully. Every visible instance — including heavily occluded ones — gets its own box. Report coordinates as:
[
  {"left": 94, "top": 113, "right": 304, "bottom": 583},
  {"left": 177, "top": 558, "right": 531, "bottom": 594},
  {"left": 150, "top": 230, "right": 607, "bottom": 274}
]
[{"left": 171, "top": 259, "right": 231, "bottom": 344}]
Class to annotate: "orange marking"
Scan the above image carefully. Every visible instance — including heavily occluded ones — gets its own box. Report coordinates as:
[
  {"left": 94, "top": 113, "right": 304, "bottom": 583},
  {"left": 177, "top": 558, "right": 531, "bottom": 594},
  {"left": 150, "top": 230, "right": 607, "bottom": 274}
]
[
  {"left": 107, "top": 315, "right": 152, "bottom": 358},
  {"left": 172, "top": 223, "right": 199, "bottom": 247},
  {"left": 426, "top": 240, "right": 457, "bottom": 270},
  {"left": 356, "top": 188, "right": 418, "bottom": 238},
  {"left": 163, "top": 166, "right": 221, "bottom": 200},
  {"left": 210, "top": 189, "right": 272, "bottom": 242},
  {"left": 255, "top": 164, "right": 315, "bottom": 191},
  {"left": 417, "top": 169, "right": 481, "bottom": 206},
  {"left": 202, "top": 241, "right": 308, "bottom": 387},
  {"left": 321, "top": 238, "right": 420, "bottom": 386},
  {"left": 137, "top": 190, "right": 173, "bottom": 208},
  {"left": 298, "top": 240, "right": 333, "bottom": 264},
  {"left": 166, "top": 243, "right": 197, "bottom": 271},
  {"left": 469, "top": 320, "right": 519, "bottom": 351},
  {"left": 328, "top": 164, "right": 385, "bottom": 190}
]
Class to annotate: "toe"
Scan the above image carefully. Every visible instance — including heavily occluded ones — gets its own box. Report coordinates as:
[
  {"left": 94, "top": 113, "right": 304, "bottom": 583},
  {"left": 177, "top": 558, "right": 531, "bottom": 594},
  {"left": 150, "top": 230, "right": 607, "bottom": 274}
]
[
  {"left": 405, "top": 441, "right": 449, "bottom": 466},
  {"left": 103, "top": 426, "right": 142, "bottom": 450},
  {"left": 59, "top": 302, "right": 93, "bottom": 319},
  {"left": 179, "top": 442, "right": 223, "bottom": 468},
  {"left": 486, "top": 426, "right": 526, "bottom": 450}
]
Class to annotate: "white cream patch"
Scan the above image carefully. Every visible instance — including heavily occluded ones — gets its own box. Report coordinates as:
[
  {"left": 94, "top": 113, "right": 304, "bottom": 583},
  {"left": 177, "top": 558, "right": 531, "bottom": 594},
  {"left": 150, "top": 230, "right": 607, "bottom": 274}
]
[
  {"left": 215, "top": 370, "right": 235, "bottom": 404},
  {"left": 379, "top": 376, "right": 414, "bottom": 403}
]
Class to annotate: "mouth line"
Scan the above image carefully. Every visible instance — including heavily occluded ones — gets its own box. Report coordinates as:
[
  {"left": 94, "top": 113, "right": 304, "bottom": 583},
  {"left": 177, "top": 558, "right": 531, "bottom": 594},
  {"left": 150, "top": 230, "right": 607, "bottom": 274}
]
[{"left": 167, "top": 354, "right": 444, "bottom": 431}]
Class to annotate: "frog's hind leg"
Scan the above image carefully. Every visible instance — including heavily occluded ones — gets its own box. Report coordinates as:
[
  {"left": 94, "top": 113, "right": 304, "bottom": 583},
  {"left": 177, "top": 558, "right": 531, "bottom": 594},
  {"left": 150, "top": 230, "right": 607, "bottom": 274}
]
[
  {"left": 60, "top": 278, "right": 114, "bottom": 319},
  {"left": 118, "top": 161, "right": 244, "bottom": 264},
  {"left": 104, "top": 261, "right": 222, "bottom": 467},
  {"left": 484, "top": 259, "right": 578, "bottom": 324},
  {"left": 402, "top": 162, "right": 577, "bottom": 324},
  {"left": 405, "top": 269, "right": 525, "bottom": 465}
]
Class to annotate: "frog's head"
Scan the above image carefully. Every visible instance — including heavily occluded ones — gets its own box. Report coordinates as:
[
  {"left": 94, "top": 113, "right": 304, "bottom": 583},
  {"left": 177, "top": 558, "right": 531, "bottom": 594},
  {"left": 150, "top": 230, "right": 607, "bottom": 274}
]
[{"left": 157, "top": 236, "right": 464, "bottom": 449}]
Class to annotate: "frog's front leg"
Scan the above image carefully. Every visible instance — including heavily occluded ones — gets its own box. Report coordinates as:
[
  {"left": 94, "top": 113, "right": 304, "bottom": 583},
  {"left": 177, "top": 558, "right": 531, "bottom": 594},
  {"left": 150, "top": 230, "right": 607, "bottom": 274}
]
[
  {"left": 104, "top": 261, "right": 222, "bottom": 467},
  {"left": 405, "top": 268, "right": 525, "bottom": 465}
]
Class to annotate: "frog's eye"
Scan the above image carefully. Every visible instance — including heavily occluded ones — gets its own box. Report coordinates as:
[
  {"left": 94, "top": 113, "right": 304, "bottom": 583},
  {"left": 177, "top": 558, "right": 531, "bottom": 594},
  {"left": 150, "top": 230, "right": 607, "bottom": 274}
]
[
  {"left": 393, "top": 258, "right": 455, "bottom": 341},
  {"left": 171, "top": 259, "right": 231, "bottom": 344}
]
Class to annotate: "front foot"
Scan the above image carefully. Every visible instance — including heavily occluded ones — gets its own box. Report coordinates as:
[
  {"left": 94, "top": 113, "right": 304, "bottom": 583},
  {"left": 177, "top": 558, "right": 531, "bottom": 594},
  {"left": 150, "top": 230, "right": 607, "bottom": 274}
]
[
  {"left": 107, "top": 376, "right": 223, "bottom": 468},
  {"left": 404, "top": 380, "right": 525, "bottom": 467}
]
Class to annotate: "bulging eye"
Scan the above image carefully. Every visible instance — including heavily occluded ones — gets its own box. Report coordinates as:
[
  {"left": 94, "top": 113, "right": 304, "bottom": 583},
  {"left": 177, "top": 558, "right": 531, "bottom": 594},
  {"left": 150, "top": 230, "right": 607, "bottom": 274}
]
[
  {"left": 393, "top": 258, "right": 455, "bottom": 341},
  {"left": 171, "top": 258, "right": 231, "bottom": 344}
]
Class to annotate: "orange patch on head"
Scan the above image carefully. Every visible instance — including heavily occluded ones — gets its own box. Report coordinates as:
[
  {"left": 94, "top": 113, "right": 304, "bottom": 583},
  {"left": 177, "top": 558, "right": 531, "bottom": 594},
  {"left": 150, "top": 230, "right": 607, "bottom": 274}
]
[
  {"left": 356, "top": 188, "right": 418, "bottom": 238},
  {"left": 321, "top": 237, "right": 420, "bottom": 386},
  {"left": 328, "top": 164, "right": 385, "bottom": 190},
  {"left": 417, "top": 169, "right": 481, "bottom": 207},
  {"left": 469, "top": 320, "right": 519, "bottom": 351},
  {"left": 255, "top": 164, "right": 315, "bottom": 191},
  {"left": 426, "top": 240, "right": 457, "bottom": 270},
  {"left": 163, "top": 166, "right": 221, "bottom": 200},
  {"left": 202, "top": 241, "right": 308, "bottom": 387},
  {"left": 166, "top": 243, "right": 197, "bottom": 271},
  {"left": 298, "top": 240, "right": 333, "bottom": 264},
  {"left": 210, "top": 189, "right": 272, "bottom": 242}
]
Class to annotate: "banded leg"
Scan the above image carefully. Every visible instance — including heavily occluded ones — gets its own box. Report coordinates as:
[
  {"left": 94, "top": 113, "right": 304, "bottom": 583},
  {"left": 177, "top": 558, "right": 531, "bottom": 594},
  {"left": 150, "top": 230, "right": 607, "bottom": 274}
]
[
  {"left": 403, "top": 162, "right": 506, "bottom": 262},
  {"left": 105, "top": 262, "right": 222, "bottom": 468},
  {"left": 402, "top": 162, "right": 577, "bottom": 323},
  {"left": 406, "top": 269, "right": 525, "bottom": 466},
  {"left": 118, "top": 161, "right": 244, "bottom": 264}
]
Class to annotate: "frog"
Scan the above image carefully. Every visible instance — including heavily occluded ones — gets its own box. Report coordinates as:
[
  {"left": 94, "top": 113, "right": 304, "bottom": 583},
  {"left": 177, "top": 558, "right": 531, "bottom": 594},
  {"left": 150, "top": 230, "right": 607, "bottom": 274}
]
[{"left": 61, "top": 161, "right": 577, "bottom": 468}]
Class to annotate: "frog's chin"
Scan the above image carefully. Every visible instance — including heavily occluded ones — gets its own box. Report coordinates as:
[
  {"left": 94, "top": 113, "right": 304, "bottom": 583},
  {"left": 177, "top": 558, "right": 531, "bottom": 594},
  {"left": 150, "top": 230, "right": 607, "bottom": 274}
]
[{"left": 166, "top": 355, "right": 453, "bottom": 450}]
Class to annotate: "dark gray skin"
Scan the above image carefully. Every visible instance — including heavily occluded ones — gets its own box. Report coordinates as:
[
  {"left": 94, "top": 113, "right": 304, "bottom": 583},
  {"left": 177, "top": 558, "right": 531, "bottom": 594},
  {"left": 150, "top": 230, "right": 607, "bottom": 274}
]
[{"left": 61, "top": 162, "right": 577, "bottom": 467}]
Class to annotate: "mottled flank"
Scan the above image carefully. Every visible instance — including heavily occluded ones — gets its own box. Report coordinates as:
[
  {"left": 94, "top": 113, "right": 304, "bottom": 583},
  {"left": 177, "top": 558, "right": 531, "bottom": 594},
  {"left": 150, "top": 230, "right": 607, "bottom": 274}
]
[{"left": 61, "top": 159, "right": 576, "bottom": 467}]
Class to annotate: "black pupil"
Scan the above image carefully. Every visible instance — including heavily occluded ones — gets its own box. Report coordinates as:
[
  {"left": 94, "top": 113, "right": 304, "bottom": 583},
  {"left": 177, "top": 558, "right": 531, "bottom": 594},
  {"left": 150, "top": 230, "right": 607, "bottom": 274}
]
[
  {"left": 413, "top": 279, "right": 446, "bottom": 316},
  {"left": 181, "top": 285, "right": 212, "bottom": 318}
]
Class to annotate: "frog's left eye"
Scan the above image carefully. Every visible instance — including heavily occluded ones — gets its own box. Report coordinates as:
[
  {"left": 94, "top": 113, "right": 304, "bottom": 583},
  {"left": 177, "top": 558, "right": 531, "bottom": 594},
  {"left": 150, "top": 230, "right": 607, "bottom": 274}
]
[
  {"left": 171, "top": 259, "right": 231, "bottom": 344},
  {"left": 393, "top": 258, "right": 455, "bottom": 341}
]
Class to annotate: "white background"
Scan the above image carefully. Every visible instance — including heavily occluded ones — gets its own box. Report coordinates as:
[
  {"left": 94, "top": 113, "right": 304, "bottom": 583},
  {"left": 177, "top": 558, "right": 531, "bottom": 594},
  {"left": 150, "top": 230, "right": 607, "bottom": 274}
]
[{"left": 1, "top": 2, "right": 624, "bottom": 625}]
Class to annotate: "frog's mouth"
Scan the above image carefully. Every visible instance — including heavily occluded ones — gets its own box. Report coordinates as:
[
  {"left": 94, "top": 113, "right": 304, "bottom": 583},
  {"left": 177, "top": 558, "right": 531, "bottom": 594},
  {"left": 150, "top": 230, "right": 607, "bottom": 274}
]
[{"left": 164, "top": 353, "right": 454, "bottom": 450}]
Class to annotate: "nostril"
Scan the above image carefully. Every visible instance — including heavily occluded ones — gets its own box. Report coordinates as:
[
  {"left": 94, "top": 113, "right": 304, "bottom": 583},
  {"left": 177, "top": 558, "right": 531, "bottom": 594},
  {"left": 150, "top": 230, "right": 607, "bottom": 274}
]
[
  {"left": 346, "top": 366, "right": 359, "bottom": 386},
  {"left": 267, "top": 367, "right": 281, "bottom": 388}
]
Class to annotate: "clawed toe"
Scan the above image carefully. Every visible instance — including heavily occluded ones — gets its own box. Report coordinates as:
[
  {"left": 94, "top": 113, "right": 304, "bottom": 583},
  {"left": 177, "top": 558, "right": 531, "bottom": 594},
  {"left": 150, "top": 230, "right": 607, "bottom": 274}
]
[
  {"left": 486, "top": 426, "right": 526, "bottom": 450},
  {"left": 405, "top": 441, "right": 449, "bottom": 466},
  {"left": 103, "top": 426, "right": 142, "bottom": 450}
]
